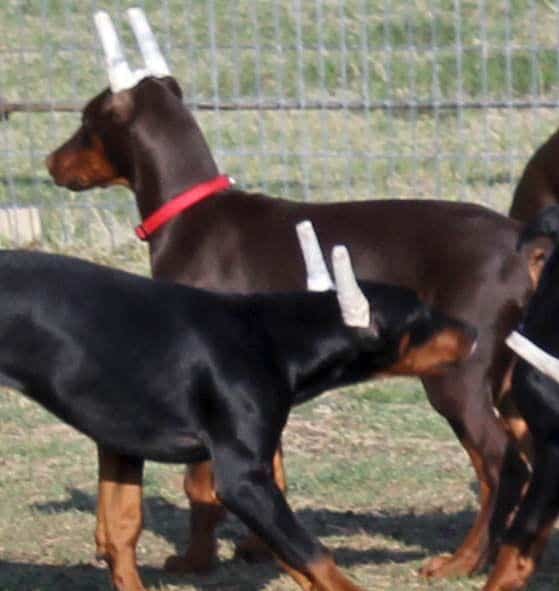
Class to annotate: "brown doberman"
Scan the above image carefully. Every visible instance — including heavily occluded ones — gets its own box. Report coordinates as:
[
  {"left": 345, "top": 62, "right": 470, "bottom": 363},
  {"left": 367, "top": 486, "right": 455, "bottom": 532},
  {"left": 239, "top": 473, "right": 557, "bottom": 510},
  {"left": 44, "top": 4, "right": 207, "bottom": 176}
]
[{"left": 45, "top": 8, "right": 553, "bottom": 591}]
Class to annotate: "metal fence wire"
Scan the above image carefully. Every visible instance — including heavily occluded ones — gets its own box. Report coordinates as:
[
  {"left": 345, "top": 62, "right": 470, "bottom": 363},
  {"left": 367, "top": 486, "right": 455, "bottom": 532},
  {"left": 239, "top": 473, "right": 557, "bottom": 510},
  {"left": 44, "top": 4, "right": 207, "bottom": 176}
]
[{"left": 2, "top": 0, "right": 559, "bottom": 248}]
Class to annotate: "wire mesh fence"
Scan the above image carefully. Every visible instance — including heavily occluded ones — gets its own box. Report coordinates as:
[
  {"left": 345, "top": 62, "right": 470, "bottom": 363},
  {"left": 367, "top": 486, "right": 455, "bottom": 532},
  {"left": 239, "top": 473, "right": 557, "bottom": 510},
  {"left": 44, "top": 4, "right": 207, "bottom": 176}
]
[{"left": 2, "top": 0, "right": 559, "bottom": 248}]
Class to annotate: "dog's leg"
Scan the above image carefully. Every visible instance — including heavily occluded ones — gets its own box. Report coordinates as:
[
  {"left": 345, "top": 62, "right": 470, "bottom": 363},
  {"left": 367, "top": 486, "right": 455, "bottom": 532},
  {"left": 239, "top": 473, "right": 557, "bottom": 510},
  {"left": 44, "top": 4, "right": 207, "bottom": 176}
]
[
  {"left": 419, "top": 370, "right": 510, "bottom": 579},
  {"left": 164, "top": 460, "right": 226, "bottom": 573},
  {"left": 487, "top": 441, "right": 531, "bottom": 560},
  {"left": 234, "top": 441, "right": 287, "bottom": 563},
  {"left": 483, "top": 442, "right": 559, "bottom": 591},
  {"left": 97, "top": 447, "right": 145, "bottom": 591},
  {"left": 170, "top": 443, "right": 287, "bottom": 571},
  {"left": 212, "top": 444, "right": 363, "bottom": 591}
]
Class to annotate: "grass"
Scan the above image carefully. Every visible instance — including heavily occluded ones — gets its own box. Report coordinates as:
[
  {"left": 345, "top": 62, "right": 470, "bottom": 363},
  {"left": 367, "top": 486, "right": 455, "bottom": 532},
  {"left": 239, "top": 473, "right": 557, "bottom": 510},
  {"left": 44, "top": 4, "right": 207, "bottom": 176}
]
[
  {"left": 3, "top": 1, "right": 559, "bottom": 246},
  {"left": 1, "top": 2, "right": 559, "bottom": 590},
  {"left": 1, "top": 374, "right": 558, "bottom": 590}
]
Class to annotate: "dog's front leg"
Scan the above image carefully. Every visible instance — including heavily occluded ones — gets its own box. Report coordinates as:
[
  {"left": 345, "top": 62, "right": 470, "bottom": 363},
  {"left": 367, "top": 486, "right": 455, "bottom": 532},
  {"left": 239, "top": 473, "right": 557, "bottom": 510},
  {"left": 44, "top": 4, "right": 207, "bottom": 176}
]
[
  {"left": 234, "top": 441, "right": 287, "bottom": 563},
  {"left": 169, "top": 443, "right": 287, "bottom": 572},
  {"left": 483, "top": 441, "right": 559, "bottom": 591},
  {"left": 97, "top": 446, "right": 145, "bottom": 591},
  {"left": 212, "top": 444, "right": 363, "bottom": 591}
]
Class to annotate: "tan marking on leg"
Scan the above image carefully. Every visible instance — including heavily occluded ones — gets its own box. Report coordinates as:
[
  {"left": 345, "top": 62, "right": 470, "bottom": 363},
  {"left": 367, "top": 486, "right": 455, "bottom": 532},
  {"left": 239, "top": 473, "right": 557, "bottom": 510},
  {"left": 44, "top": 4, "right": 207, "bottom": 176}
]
[
  {"left": 165, "top": 461, "right": 225, "bottom": 573},
  {"left": 420, "top": 440, "right": 491, "bottom": 578},
  {"left": 498, "top": 387, "right": 534, "bottom": 466},
  {"left": 483, "top": 544, "right": 536, "bottom": 591},
  {"left": 305, "top": 554, "right": 365, "bottom": 591},
  {"left": 273, "top": 443, "right": 288, "bottom": 493},
  {"left": 97, "top": 449, "right": 145, "bottom": 591},
  {"left": 530, "top": 518, "right": 555, "bottom": 562},
  {"left": 279, "top": 554, "right": 364, "bottom": 591}
]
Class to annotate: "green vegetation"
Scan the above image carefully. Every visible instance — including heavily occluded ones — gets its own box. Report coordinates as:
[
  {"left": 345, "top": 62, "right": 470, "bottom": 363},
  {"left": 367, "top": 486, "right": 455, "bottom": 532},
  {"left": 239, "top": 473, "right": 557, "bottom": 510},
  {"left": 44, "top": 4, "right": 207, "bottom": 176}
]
[
  {"left": 2, "top": 1, "right": 559, "bottom": 248},
  {"left": 1, "top": 2, "right": 559, "bottom": 589},
  {"left": 1, "top": 376, "right": 557, "bottom": 590}
]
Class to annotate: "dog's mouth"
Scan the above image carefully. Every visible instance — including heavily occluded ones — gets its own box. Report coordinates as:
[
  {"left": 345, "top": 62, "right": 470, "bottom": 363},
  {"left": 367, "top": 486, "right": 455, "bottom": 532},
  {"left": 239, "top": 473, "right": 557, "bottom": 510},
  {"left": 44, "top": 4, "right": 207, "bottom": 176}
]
[
  {"left": 61, "top": 178, "right": 92, "bottom": 191},
  {"left": 51, "top": 174, "right": 96, "bottom": 191},
  {"left": 52, "top": 172, "right": 129, "bottom": 192}
]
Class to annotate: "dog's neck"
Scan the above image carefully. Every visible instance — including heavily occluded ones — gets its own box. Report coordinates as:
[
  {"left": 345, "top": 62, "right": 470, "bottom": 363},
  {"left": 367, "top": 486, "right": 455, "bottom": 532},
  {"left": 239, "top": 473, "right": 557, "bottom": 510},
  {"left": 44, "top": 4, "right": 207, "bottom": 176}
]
[
  {"left": 250, "top": 292, "right": 381, "bottom": 404},
  {"left": 129, "top": 108, "right": 220, "bottom": 222}
]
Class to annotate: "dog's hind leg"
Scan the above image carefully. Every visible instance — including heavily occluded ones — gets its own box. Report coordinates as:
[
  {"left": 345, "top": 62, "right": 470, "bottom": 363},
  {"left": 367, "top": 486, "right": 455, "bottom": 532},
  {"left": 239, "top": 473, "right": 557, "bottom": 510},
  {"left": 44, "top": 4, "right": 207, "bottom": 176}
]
[
  {"left": 164, "top": 460, "right": 226, "bottom": 573},
  {"left": 169, "top": 444, "right": 287, "bottom": 571},
  {"left": 487, "top": 440, "right": 532, "bottom": 560},
  {"left": 97, "top": 447, "right": 145, "bottom": 591},
  {"left": 483, "top": 441, "right": 559, "bottom": 591},
  {"left": 419, "top": 369, "right": 511, "bottom": 579}
]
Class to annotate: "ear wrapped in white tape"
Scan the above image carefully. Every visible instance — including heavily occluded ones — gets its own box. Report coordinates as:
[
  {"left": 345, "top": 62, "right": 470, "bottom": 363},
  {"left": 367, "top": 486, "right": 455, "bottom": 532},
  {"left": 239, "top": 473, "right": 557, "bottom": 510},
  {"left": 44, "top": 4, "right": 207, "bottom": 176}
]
[
  {"left": 127, "top": 7, "right": 171, "bottom": 78},
  {"left": 506, "top": 331, "right": 559, "bottom": 384},
  {"left": 94, "top": 11, "right": 137, "bottom": 93},
  {"left": 332, "top": 245, "right": 371, "bottom": 328},
  {"left": 295, "top": 220, "right": 334, "bottom": 292}
]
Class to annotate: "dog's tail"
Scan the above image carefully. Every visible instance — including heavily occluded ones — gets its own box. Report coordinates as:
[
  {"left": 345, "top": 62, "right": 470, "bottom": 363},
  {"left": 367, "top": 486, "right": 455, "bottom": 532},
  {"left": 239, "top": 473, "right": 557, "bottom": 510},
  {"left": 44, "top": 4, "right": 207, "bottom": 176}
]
[{"left": 517, "top": 205, "right": 559, "bottom": 250}]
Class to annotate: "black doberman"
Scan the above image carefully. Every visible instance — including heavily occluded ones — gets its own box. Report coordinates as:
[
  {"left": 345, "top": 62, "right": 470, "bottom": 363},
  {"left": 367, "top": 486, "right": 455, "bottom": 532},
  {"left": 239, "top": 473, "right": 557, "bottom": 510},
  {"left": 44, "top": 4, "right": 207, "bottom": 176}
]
[
  {"left": 45, "top": 8, "right": 555, "bottom": 588},
  {"left": 483, "top": 206, "right": 559, "bottom": 591},
  {"left": 509, "top": 126, "right": 559, "bottom": 222},
  {"left": 0, "top": 234, "right": 475, "bottom": 591}
]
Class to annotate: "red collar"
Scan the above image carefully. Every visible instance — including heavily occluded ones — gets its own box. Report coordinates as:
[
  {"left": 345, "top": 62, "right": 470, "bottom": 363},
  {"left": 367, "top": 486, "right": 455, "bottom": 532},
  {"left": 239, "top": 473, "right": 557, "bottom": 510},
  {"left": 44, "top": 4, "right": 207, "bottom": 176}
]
[{"left": 135, "top": 174, "right": 234, "bottom": 240}]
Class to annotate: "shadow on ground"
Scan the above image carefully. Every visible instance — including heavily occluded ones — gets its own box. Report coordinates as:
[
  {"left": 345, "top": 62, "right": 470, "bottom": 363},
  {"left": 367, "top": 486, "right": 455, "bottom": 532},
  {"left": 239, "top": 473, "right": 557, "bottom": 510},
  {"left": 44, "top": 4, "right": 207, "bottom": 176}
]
[
  {"left": 0, "top": 487, "right": 552, "bottom": 591},
  {"left": 2, "top": 488, "right": 467, "bottom": 589},
  {"left": 32, "top": 486, "right": 471, "bottom": 557}
]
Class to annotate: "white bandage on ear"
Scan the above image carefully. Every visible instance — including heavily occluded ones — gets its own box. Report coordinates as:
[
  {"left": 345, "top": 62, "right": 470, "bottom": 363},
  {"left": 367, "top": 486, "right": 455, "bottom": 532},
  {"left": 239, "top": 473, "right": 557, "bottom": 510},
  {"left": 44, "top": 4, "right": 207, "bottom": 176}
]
[
  {"left": 94, "top": 11, "right": 138, "bottom": 93},
  {"left": 506, "top": 330, "right": 559, "bottom": 384},
  {"left": 127, "top": 7, "right": 171, "bottom": 78},
  {"left": 295, "top": 220, "right": 335, "bottom": 292},
  {"left": 331, "top": 245, "right": 371, "bottom": 329}
]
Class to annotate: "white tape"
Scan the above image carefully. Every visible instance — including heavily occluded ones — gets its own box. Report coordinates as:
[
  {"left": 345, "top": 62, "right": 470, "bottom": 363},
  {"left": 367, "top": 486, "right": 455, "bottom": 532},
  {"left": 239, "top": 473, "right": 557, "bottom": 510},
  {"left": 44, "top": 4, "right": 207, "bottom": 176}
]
[
  {"left": 94, "top": 11, "right": 137, "bottom": 93},
  {"left": 506, "top": 330, "right": 559, "bottom": 384},
  {"left": 127, "top": 7, "right": 171, "bottom": 78},
  {"left": 295, "top": 220, "right": 334, "bottom": 292}
]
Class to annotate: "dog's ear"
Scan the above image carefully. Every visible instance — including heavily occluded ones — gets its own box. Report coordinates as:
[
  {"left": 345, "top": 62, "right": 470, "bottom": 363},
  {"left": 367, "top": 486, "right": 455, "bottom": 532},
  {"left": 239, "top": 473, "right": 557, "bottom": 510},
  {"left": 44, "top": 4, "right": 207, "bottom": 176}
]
[
  {"left": 295, "top": 220, "right": 334, "bottom": 291},
  {"left": 332, "top": 245, "right": 379, "bottom": 336},
  {"left": 158, "top": 76, "right": 183, "bottom": 99},
  {"left": 101, "top": 90, "right": 135, "bottom": 125}
]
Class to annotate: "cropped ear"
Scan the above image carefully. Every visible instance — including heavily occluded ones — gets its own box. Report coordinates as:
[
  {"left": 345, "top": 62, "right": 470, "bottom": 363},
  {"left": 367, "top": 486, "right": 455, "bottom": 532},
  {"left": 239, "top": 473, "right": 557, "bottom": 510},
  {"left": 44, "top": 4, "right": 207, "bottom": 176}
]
[
  {"left": 331, "top": 245, "right": 378, "bottom": 335},
  {"left": 101, "top": 91, "right": 135, "bottom": 125},
  {"left": 295, "top": 220, "right": 334, "bottom": 291},
  {"left": 94, "top": 11, "right": 138, "bottom": 92},
  {"left": 158, "top": 76, "right": 183, "bottom": 99}
]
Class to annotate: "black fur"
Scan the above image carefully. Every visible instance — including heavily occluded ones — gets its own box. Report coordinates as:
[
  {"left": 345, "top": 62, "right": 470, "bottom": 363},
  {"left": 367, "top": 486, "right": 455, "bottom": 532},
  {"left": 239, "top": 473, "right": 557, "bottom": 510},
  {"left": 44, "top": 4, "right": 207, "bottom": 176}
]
[
  {"left": 0, "top": 248, "right": 474, "bottom": 580},
  {"left": 486, "top": 205, "right": 559, "bottom": 591}
]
